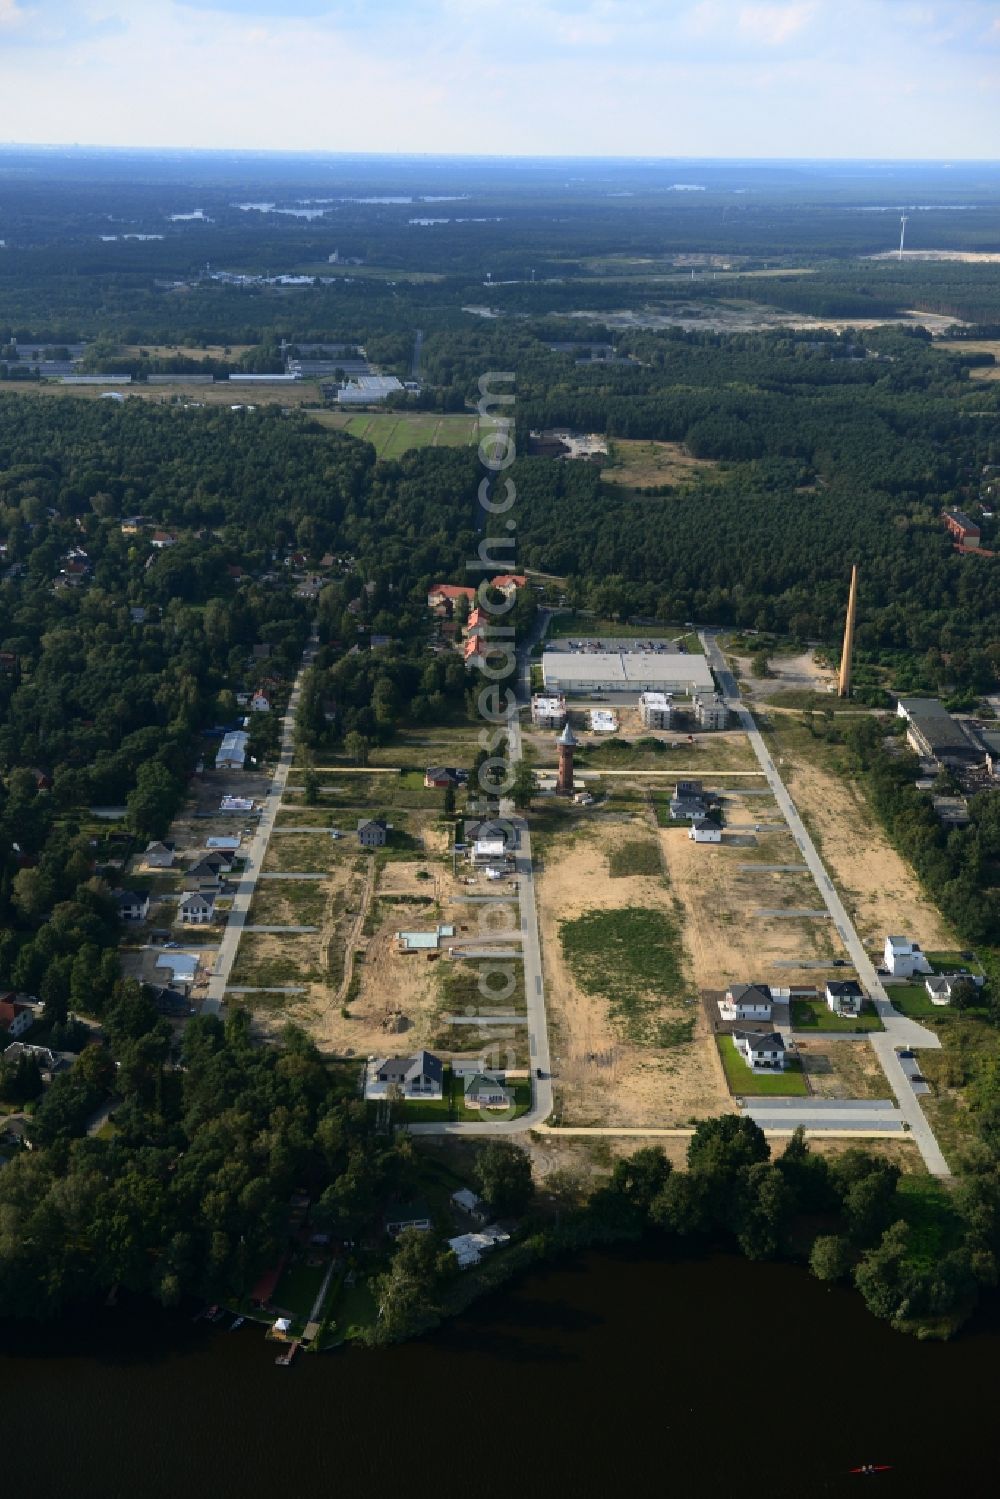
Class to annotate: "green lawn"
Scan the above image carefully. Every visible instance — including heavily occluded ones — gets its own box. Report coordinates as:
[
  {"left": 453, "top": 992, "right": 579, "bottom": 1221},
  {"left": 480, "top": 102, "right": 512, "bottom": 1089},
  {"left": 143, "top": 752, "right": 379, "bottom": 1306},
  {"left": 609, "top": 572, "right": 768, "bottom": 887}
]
[
  {"left": 926, "top": 950, "right": 984, "bottom": 977},
  {"left": 273, "top": 1261, "right": 328, "bottom": 1318},
  {"left": 378, "top": 1066, "right": 532, "bottom": 1122},
  {"left": 327, "top": 1278, "right": 378, "bottom": 1345},
  {"left": 886, "top": 982, "right": 944, "bottom": 1019},
  {"left": 716, "top": 1036, "right": 809, "bottom": 1096},
  {"left": 790, "top": 997, "right": 883, "bottom": 1033}
]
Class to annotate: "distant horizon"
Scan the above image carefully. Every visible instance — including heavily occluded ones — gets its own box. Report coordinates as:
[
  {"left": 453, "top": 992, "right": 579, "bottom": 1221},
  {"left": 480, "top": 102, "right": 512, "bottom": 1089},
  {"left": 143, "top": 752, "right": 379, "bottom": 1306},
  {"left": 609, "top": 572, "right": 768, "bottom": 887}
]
[{"left": 2, "top": 143, "right": 1000, "bottom": 168}]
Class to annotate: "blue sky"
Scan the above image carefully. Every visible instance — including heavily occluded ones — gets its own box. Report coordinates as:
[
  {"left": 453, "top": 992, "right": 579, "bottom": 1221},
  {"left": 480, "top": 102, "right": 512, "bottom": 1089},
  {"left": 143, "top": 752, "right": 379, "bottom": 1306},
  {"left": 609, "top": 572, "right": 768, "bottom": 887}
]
[{"left": 1, "top": 1, "right": 999, "bottom": 156}]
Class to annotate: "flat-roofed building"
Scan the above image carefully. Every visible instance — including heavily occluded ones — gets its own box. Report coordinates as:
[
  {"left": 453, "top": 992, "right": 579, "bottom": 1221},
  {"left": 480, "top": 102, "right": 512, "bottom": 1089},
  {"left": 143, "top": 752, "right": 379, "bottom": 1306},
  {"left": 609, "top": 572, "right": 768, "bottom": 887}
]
[
  {"left": 639, "top": 691, "right": 674, "bottom": 729},
  {"left": 336, "top": 374, "right": 404, "bottom": 404},
  {"left": 541, "top": 645, "right": 714, "bottom": 696},
  {"left": 693, "top": 693, "right": 728, "bottom": 731},
  {"left": 531, "top": 694, "right": 566, "bottom": 729},
  {"left": 895, "top": 697, "right": 980, "bottom": 768}
]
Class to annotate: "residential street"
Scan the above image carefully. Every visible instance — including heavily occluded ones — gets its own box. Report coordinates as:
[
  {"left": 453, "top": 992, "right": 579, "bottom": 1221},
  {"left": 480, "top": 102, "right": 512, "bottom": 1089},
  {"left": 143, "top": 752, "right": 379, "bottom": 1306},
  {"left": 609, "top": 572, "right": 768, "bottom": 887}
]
[
  {"left": 701, "top": 631, "right": 950, "bottom": 1175},
  {"left": 202, "top": 627, "right": 318, "bottom": 1014},
  {"left": 410, "top": 614, "right": 554, "bottom": 1134}
]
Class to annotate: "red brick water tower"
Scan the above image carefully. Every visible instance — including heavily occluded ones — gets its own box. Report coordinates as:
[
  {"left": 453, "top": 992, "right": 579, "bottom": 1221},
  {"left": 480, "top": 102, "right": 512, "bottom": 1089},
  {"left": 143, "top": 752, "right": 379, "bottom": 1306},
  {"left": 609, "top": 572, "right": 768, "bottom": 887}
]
[{"left": 556, "top": 721, "right": 578, "bottom": 794}]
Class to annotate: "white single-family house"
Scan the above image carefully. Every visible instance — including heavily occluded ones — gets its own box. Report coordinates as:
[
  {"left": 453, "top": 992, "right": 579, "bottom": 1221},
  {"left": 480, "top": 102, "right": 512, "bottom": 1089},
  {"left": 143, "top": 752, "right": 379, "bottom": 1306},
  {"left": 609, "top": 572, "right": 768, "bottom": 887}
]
[
  {"left": 689, "top": 816, "right": 722, "bottom": 844},
  {"left": 826, "top": 980, "right": 865, "bottom": 1017},
  {"left": 733, "top": 1030, "right": 787, "bottom": 1073},
  {"left": 447, "top": 1226, "right": 511, "bottom": 1268},
  {"left": 142, "top": 840, "right": 174, "bottom": 869},
  {"left": 365, "top": 1050, "right": 443, "bottom": 1100},
  {"left": 720, "top": 984, "right": 773, "bottom": 1022},
  {"left": 116, "top": 889, "right": 150, "bottom": 923},
  {"left": 883, "top": 935, "right": 932, "bottom": 978},
  {"left": 178, "top": 891, "right": 216, "bottom": 925},
  {"left": 463, "top": 1072, "right": 512, "bottom": 1110},
  {"left": 925, "top": 973, "right": 985, "bottom": 1006}
]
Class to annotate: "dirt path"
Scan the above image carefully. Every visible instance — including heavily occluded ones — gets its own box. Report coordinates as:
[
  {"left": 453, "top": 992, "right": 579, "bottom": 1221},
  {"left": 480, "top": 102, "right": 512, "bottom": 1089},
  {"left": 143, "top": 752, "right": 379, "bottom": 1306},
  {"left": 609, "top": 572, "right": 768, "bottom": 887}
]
[{"left": 333, "top": 856, "right": 376, "bottom": 1007}]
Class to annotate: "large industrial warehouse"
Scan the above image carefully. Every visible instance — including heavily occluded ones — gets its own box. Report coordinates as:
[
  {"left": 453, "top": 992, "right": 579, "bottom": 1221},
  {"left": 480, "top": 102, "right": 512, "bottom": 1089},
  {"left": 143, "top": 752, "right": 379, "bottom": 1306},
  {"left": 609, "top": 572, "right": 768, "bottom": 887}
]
[{"left": 541, "top": 642, "right": 715, "bottom": 696}]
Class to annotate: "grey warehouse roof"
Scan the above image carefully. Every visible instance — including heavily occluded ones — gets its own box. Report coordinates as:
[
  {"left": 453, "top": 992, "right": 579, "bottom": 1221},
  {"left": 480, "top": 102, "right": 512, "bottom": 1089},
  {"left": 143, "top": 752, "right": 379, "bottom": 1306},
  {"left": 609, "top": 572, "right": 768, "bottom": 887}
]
[{"left": 542, "top": 650, "right": 714, "bottom": 691}]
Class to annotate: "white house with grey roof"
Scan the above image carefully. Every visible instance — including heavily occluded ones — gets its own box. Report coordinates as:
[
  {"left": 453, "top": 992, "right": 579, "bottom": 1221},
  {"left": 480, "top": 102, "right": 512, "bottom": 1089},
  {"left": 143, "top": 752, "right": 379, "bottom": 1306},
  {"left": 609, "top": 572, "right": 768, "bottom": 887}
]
[
  {"left": 733, "top": 1030, "right": 787, "bottom": 1072},
  {"left": 720, "top": 984, "right": 774, "bottom": 1022},
  {"left": 365, "top": 1050, "right": 443, "bottom": 1100},
  {"left": 826, "top": 980, "right": 864, "bottom": 1017},
  {"left": 178, "top": 891, "right": 216, "bottom": 925},
  {"left": 357, "top": 818, "right": 389, "bottom": 849},
  {"left": 883, "top": 935, "right": 932, "bottom": 977}
]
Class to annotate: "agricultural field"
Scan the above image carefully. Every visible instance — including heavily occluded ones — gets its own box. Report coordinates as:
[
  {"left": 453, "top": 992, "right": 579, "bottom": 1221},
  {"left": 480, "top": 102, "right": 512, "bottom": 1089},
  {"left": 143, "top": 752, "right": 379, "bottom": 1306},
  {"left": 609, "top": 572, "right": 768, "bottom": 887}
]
[{"left": 309, "top": 409, "right": 480, "bottom": 455}]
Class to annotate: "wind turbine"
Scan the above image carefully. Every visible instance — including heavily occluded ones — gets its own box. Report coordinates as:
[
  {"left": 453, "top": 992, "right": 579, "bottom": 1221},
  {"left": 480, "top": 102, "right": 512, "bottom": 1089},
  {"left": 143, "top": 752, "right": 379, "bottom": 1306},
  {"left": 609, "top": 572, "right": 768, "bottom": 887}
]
[{"left": 898, "top": 213, "right": 908, "bottom": 261}]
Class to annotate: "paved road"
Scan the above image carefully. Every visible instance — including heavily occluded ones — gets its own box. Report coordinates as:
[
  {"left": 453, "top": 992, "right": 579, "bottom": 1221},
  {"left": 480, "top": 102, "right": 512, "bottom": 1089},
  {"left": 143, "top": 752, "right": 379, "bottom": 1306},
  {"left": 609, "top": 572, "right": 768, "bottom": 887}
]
[
  {"left": 258, "top": 872, "right": 327, "bottom": 881},
  {"left": 202, "top": 628, "right": 318, "bottom": 1014},
  {"left": 410, "top": 622, "right": 554, "bottom": 1135},
  {"left": 702, "top": 631, "right": 950, "bottom": 1175}
]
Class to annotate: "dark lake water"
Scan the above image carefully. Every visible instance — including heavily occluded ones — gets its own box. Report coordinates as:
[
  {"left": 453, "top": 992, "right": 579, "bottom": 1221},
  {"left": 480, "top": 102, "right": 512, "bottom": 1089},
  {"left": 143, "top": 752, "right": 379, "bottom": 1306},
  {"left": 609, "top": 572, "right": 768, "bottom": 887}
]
[{"left": 3, "top": 1244, "right": 997, "bottom": 1499}]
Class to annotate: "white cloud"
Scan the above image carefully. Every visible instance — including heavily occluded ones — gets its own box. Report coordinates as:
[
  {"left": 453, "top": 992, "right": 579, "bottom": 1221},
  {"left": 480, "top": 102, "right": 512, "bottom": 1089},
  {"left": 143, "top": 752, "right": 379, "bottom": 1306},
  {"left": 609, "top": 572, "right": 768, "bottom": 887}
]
[
  {"left": 737, "top": 2, "right": 816, "bottom": 46},
  {"left": 0, "top": 0, "right": 995, "bottom": 156}
]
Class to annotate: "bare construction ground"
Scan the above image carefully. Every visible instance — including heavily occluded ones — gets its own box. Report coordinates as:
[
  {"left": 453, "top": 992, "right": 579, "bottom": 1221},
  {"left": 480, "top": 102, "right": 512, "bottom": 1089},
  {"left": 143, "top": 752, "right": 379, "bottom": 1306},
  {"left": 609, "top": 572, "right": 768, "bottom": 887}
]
[
  {"left": 536, "top": 816, "right": 732, "bottom": 1128},
  {"left": 795, "top": 1039, "right": 893, "bottom": 1101},
  {"left": 770, "top": 723, "right": 954, "bottom": 956},
  {"left": 660, "top": 823, "right": 839, "bottom": 992}
]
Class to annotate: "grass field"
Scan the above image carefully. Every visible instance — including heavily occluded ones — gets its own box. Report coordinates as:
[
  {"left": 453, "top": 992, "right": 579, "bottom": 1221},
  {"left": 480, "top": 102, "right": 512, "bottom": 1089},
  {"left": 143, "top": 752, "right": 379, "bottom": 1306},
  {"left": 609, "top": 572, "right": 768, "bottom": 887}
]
[
  {"left": 607, "top": 839, "right": 663, "bottom": 878},
  {"left": 790, "top": 997, "right": 884, "bottom": 1032},
  {"left": 887, "top": 983, "right": 946, "bottom": 1019},
  {"left": 716, "top": 1037, "right": 809, "bottom": 1096},
  {"left": 560, "top": 905, "right": 690, "bottom": 1045},
  {"left": 603, "top": 438, "right": 717, "bottom": 489},
  {"left": 310, "top": 410, "right": 479, "bottom": 456},
  {"left": 273, "top": 1261, "right": 327, "bottom": 1318}
]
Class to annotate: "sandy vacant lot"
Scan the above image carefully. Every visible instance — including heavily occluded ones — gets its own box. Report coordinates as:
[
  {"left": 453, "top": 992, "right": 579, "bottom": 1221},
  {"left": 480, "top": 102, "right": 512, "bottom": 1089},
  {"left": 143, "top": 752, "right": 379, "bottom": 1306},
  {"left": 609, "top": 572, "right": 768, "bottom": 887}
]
[
  {"left": 603, "top": 439, "right": 716, "bottom": 489},
  {"left": 536, "top": 818, "right": 732, "bottom": 1127},
  {"left": 779, "top": 747, "right": 954, "bottom": 955},
  {"left": 731, "top": 648, "right": 837, "bottom": 697},
  {"left": 796, "top": 1039, "right": 893, "bottom": 1101},
  {"left": 662, "top": 824, "right": 838, "bottom": 992}
]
